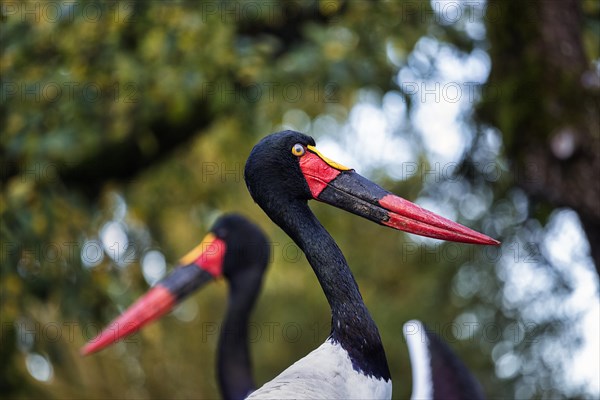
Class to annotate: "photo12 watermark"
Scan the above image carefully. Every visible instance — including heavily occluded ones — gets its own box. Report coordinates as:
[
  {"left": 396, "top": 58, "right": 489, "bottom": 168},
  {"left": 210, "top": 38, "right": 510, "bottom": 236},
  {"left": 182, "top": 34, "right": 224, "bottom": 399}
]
[
  {"left": 200, "top": 82, "right": 340, "bottom": 104},
  {"left": 402, "top": 320, "right": 541, "bottom": 345},
  {"left": 2, "top": 81, "right": 140, "bottom": 104},
  {"left": 1, "top": 1, "right": 135, "bottom": 24},
  {"left": 1, "top": 238, "right": 306, "bottom": 276}
]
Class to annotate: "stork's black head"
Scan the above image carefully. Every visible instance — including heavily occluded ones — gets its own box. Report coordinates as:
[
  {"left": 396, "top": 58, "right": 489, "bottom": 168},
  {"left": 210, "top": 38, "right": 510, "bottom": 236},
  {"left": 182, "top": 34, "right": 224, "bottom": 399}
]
[
  {"left": 244, "top": 130, "right": 315, "bottom": 208},
  {"left": 211, "top": 213, "right": 270, "bottom": 290},
  {"left": 244, "top": 130, "right": 499, "bottom": 245}
]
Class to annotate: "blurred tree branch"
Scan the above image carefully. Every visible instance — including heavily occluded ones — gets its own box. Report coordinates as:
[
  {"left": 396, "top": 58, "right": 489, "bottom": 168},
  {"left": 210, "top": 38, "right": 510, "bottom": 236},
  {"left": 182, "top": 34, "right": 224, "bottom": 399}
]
[
  {"left": 237, "top": 0, "right": 347, "bottom": 56},
  {"left": 57, "top": 98, "right": 213, "bottom": 196},
  {"left": 479, "top": 0, "right": 600, "bottom": 274}
]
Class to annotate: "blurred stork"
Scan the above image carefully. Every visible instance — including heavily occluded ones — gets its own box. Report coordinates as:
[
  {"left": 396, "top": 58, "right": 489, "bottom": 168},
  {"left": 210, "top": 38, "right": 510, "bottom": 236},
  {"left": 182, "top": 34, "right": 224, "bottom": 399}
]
[
  {"left": 82, "top": 214, "right": 270, "bottom": 400},
  {"left": 403, "top": 320, "right": 485, "bottom": 400}
]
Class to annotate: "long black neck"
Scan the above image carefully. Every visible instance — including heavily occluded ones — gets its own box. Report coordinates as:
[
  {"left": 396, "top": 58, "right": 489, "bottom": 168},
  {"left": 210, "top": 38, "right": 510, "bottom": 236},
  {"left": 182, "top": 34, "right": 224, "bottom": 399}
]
[
  {"left": 217, "top": 275, "right": 260, "bottom": 400},
  {"left": 272, "top": 200, "right": 391, "bottom": 380}
]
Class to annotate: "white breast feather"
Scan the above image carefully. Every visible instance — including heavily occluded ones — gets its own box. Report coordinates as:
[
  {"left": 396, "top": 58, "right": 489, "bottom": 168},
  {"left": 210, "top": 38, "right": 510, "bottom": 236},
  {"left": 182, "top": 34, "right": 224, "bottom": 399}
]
[{"left": 246, "top": 338, "right": 392, "bottom": 399}]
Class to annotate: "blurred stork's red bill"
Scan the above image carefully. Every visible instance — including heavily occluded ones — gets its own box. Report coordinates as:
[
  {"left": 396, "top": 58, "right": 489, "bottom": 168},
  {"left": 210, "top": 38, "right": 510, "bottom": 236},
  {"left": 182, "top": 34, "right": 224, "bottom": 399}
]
[{"left": 81, "top": 233, "right": 226, "bottom": 356}]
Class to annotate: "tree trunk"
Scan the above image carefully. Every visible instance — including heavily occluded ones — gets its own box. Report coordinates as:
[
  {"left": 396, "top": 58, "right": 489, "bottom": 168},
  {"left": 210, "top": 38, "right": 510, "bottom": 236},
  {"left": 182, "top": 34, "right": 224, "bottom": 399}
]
[{"left": 480, "top": 0, "right": 600, "bottom": 274}]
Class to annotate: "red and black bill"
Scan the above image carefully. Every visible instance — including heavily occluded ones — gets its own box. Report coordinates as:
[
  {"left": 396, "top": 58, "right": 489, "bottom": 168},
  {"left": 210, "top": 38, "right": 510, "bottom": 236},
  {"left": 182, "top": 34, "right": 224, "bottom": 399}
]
[
  {"left": 299, "top": 145, "right": 499, "bottom": 246},
  {"left": 81, "top": 234, "right": 227, "bottom": 355}
]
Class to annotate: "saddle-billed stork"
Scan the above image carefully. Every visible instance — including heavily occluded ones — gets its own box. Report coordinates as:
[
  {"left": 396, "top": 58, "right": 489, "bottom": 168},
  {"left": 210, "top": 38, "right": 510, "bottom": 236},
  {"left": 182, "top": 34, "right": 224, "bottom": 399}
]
[
  {"left": 242, "top": 130, "right": 498, "bottom": 398},
  {"left": 81, "top": 214, "right": 270, "bottom": 400},
  {"left": 403, "top": 320, "right": 485, "bottom": 400}
]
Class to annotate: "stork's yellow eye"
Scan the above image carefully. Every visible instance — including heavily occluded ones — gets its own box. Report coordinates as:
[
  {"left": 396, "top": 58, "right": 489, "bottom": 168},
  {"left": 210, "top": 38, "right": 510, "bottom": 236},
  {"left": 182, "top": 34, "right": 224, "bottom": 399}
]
[{"left": 291, "top": 143, "right": 306, "bottom": 156}]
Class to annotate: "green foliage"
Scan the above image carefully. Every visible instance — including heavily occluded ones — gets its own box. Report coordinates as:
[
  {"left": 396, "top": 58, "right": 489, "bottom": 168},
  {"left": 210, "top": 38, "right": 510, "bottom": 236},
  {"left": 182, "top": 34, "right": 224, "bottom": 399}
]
[{"left": 2, "top": 1, "right": 596, "bottom": 399}]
